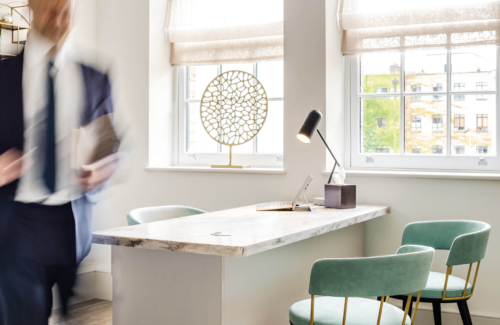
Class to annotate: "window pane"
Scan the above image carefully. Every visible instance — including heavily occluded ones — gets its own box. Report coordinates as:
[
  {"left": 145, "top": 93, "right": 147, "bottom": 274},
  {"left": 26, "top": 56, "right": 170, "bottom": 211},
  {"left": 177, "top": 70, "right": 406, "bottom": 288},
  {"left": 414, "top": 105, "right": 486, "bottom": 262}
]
[
  {"left": 257, "top": 61, "right": 283, "bottom": 98},
  {"left": 257, "top": 101, "right": 283, "bottom": 154},
  {"left": 222, "top": 63, "right": 253, "bottom": 74},
  {"left": 405, "top": 50, "right": 447, "bottom": 92},
  {"left": 187, "top": 65, "right": 218, "bottom": 100},
  {"left": 187, "top": 103, "right": 219, "bottom": 153},
  {"left": 360, "top": 52, "right": 401, "bottom": 94},
  {"left": 361, "top": 97, "right": 400, "bottom": 154},
  {"left": 221, "top": 140, "right": 253, "bottom": 154},
  {"left": 451, "top": 47, "right": 496, "bottom": 92},
  {"left": 404, "top": 95, "right": 447, "bottom": 154},
  {"left": 451, "top": 94, "right": 496, "bottom": 156}
]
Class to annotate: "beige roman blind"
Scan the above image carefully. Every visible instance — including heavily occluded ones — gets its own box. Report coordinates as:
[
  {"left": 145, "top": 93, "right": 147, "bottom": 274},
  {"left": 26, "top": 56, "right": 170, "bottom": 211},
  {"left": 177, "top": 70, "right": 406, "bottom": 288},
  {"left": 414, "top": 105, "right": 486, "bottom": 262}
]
[
  {"left": 338, "top": 0, "right": 500, "bottom": 55},
  {"left": 166, "top": 0, "right": 283, "bottom": 66}
]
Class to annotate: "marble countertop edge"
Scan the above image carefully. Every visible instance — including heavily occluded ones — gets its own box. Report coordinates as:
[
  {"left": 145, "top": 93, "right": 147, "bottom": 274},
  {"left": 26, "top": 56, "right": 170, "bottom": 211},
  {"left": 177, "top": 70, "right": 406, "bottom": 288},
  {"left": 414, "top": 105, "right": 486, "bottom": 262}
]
[
  {"left": 92, "top": 205, "right": 391, "bottom": 257},
  {"left": 92, "top": 234, "right": 248, "bottom": 257}
]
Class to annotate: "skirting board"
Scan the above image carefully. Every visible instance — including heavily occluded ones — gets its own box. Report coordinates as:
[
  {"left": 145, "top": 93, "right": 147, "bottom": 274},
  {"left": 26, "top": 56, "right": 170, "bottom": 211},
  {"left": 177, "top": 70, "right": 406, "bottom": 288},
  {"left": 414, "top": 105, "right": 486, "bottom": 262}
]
[
  {"left": 51, "top": 271, "right": 112, "bottom": 310},
  {"left": 94, "top": 271, "right": 113, "bottom": 301},
  {"left": 416, "top": 310, "right": 500, "bottom": 325}
]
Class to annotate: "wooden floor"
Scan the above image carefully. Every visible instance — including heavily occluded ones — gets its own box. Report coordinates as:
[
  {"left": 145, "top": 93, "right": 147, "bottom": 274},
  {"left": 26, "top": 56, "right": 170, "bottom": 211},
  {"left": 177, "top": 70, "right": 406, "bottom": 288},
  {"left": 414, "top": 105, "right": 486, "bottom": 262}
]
[{"left": 49, "top": 299, "right": 112, "bottom": 325}]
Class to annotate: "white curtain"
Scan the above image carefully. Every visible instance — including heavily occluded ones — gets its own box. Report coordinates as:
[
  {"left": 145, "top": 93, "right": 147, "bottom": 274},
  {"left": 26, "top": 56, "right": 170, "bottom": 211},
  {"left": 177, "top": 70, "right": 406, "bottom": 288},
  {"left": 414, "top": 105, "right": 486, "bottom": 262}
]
[
  {"left": 166, "top": 0, "right": 283, "bottom": 66},
  {"left": 338, "top": 0, "right": 500, "bottom": 55}
]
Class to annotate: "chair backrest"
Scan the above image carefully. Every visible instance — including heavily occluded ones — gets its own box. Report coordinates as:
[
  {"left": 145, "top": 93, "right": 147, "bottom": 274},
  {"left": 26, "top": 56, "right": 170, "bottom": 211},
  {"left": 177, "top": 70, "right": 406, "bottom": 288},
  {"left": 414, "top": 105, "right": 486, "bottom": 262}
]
[
  {"left": 309, "top": 245, "right": 434, "bottom": 298},
  {"left": 401, "top": 220, "right": 490, "bottom": 266},
  {"left": 127, "top": 205, "right": 206, "bottom": 225}
]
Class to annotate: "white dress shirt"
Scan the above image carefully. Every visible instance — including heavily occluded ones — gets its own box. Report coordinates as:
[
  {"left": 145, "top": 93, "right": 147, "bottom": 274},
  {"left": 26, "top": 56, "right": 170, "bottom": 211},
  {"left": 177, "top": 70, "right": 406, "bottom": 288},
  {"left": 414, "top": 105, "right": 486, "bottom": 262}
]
[{"left": 15, "top": 30, "right": 84, "bottom": 205}]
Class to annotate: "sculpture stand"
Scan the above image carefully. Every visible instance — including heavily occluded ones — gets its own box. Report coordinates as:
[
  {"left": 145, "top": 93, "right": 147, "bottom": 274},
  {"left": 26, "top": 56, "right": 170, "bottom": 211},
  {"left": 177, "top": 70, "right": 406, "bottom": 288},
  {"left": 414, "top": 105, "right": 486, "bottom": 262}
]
[
  {"left": 202, "top": 71, "right": 268, "bottom": 169},
  {"left": 211, "top": 146, "right": 250, "bottom": 169}
]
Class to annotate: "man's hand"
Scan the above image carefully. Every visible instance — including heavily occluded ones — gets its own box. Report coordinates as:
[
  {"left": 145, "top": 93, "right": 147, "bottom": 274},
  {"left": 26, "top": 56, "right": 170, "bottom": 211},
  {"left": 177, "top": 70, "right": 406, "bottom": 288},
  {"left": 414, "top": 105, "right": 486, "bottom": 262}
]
[
  {"left": 0, "top": 149, "right": 23, "bottom": 187},
  {"left": 79, "top": 156, "right": 118, "bottom": 192}
]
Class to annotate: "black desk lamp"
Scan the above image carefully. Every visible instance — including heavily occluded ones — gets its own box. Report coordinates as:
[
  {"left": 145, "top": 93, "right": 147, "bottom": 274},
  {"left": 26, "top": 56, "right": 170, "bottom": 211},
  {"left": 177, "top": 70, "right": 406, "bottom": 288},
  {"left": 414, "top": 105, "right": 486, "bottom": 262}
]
[{"left": 296, "top": 106, "right": 340, "bottom": 184}]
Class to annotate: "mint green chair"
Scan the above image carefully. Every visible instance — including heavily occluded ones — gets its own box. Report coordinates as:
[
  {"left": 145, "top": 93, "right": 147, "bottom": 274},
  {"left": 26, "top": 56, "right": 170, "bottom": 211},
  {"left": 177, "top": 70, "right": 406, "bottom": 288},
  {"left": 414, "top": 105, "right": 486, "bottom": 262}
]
[
  {"left": 127, "top": 205, "right": 206, "bottom": 225},
  {"left": 390, "top": 220, "right": 491, "bottom": 325},
  {"left": 289, "top": 245, "right": 435, "bottom": 325}
]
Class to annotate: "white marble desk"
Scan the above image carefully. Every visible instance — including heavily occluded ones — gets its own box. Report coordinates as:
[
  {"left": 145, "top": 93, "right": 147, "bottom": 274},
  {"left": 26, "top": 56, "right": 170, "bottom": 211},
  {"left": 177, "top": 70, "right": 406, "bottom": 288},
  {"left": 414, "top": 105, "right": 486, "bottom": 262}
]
[{"left": 93, "top": 204, "right": 390, "bottom": 325}]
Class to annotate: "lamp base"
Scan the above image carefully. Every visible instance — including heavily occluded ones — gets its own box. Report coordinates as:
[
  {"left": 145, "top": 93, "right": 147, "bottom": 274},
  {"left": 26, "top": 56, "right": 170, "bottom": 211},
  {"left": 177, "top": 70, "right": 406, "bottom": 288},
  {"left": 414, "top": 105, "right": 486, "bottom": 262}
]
[
  {"left": 211, "top": 165, "right": 250, "bottom": 169},
  {"left": 325, "top": 184, "right": 356, "bottom": 209}
]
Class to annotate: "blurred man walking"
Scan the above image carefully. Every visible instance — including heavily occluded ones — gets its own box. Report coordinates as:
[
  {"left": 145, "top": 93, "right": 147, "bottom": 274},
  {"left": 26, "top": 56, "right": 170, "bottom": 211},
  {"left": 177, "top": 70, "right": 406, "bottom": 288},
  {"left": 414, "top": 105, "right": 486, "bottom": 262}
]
[{"left": 0, "top": 0, "right": 121, "bottom": 324}]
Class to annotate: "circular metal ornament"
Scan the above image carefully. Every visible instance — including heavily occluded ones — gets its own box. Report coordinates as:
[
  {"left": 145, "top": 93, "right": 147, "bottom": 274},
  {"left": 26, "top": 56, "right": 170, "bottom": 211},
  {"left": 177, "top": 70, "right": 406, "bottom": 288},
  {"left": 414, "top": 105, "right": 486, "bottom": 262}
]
[{"left": 200, "top": 70, "right": 268, "bottom": 146}]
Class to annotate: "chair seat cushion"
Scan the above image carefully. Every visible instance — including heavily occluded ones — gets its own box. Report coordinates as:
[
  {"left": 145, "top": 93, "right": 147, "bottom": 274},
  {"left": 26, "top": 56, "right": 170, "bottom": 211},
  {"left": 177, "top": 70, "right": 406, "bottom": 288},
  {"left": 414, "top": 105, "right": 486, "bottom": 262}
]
[
  {"left": 402, "top": 271, "right": 472, "bottom": 299},
  {"left": 290, "top": 297, "right": 411, "bottom": 325}
]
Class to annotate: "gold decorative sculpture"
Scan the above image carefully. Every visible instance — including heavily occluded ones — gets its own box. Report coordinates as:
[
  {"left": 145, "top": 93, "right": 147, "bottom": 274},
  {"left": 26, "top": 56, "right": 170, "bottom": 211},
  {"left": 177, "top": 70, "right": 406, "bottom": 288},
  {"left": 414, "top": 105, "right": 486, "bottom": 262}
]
[{"left": 201, "top": 70, "right": 268, "bottom": 168}]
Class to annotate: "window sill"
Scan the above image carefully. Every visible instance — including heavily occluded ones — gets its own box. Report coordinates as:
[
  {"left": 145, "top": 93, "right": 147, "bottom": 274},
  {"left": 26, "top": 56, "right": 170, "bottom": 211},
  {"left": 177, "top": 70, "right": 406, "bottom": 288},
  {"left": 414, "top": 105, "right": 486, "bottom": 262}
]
[
  {"left": 321, "top": 169, "right": 500, "bottom": 181},
  {"left": 146, "top": 166, "right": 286, "bottom": 175}
]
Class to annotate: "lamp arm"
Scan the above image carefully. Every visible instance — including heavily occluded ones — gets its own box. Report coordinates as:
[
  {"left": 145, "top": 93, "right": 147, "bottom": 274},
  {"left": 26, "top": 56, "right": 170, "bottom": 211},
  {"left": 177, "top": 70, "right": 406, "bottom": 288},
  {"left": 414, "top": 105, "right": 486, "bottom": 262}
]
[
  {"left": 316, "top": 129, "right": 340, "bottom": 185},
  {"left": 328, "top": 161, "right": 338, "bottom": 185}
]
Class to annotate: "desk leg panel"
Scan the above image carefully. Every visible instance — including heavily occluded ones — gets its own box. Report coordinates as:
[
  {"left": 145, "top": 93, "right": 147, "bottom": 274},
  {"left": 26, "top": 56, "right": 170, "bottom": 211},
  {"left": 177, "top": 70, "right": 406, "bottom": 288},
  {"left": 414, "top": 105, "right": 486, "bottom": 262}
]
[{"left": 112, "top": 246, "right": 223, "bottom": 325}]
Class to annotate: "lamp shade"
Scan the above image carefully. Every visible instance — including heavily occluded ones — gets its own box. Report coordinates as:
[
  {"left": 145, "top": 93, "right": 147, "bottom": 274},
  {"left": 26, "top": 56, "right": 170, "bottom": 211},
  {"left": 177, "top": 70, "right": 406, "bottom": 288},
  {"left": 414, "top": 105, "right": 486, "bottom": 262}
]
[{"left": 297, "top": 109, "right": 323, "bottom": 144}]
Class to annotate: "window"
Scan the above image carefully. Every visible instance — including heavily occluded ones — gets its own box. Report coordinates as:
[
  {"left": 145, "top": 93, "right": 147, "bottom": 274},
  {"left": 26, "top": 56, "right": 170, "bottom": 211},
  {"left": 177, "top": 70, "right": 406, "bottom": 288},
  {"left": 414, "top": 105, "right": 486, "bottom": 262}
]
[
  {"left": 411, "top": 85, "right": 421, "bottom": 92},
  {"left": 411, "top": 84, "right": 422, "bottom": 101},
  {"left": 411, "top": 115, "right": 421, "bottom": 132},
  {"left": 432, "top": 145, "right": 443, "bottom": 154},
  {"left": 454, "top": 145, "right": 465, "bottom": 154},
  {"left": 432, "top": 114, "right": 444, "bottom": 132},
  {"left": 377, "top": 118, "right": 387, "bottom": 128},
  {"left": 454, "top": 83, "right": 465, "bottom": 100},
  {"left": 477, "top": 114, "right": 488, "bottom": 132},
  {"left": 412, "top": 147, "right": 421, "bottom": 154},
  {"left": 433, "top": 84, "right": 443, "bottom": 92},
  {"left": 454, "top": 114, "right": 465, "bottom": 131},
  {"left": 477, "top": 146, "right": 488, "bottom": 154},
  {"left": 377, "top": 87, "right": 388, "bottom": 93},
  {"left": 433, "top": 83, "right": 443, "bottom": 101},
  {"left": 477, "top": 82, "right": 488, "bottom": 100},
  {"left": 350, "top": 47, "right": 498, "bottom": 171},
  {"left": 177, "top": 61, "right": 284, "bottom": 166}
]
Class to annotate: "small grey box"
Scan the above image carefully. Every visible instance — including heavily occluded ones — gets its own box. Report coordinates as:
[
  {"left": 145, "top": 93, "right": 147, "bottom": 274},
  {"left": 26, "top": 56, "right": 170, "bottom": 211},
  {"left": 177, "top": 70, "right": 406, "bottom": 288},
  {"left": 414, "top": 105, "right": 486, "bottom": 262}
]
[{"left": 324, "top": 184, "right": 356, "bottom": 209}]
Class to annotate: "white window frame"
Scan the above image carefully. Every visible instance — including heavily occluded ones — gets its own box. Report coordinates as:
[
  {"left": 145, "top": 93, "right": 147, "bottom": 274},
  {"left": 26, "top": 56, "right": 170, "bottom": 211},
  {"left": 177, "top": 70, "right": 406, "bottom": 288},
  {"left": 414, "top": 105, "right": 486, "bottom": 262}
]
[
  {"left": 345, "top": 48, "right": 500, "bottom": 172},
  {"left": 176, "top": 64, "right": 284, "bottom": 167}
]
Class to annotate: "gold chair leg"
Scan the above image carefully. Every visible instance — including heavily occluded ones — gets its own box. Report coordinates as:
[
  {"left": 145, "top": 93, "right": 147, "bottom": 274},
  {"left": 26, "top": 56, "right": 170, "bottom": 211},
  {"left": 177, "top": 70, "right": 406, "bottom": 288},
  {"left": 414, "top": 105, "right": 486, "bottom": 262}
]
[
  {"left": 342, "top": 297, "right": 348, "bottom": 325},
  {"left": 377, "top": 297, "right": 384, "bottom": 325},
  {"left": 411, "top": 290, "right": 422, "bottom": 325},
  {"left": 310, "top": 295, "right": 314, "bottom": 325},
  {"left": 402, "top": 293, "right": 413, "bottom": 325}
]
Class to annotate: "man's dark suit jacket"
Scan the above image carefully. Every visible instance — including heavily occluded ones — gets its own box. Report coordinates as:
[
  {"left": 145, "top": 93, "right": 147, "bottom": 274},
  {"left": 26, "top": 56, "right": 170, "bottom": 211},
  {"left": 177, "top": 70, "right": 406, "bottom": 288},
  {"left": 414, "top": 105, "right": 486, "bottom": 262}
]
[{"left": 0, "top": 52, "right": 115, "bottom": 264}]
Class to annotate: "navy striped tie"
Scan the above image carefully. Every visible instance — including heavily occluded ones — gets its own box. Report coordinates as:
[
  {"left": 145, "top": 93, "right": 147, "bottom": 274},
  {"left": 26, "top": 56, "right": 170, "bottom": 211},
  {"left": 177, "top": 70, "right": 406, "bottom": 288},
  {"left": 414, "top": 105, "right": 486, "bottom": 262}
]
[{"left": 43, "top": 62, "right": 56, "bottom": 194}]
